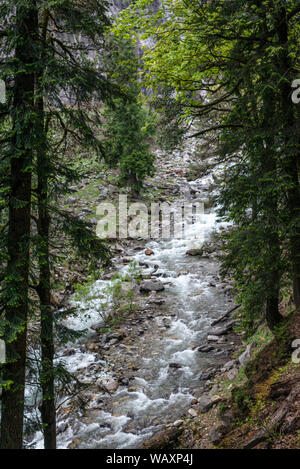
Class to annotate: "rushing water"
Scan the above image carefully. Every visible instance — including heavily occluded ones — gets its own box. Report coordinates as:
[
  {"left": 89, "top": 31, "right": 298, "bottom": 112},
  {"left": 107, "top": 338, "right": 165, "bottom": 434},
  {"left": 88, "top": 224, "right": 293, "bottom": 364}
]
[{"left": 31, "top": 154, "right": 233, "bottom": 449}]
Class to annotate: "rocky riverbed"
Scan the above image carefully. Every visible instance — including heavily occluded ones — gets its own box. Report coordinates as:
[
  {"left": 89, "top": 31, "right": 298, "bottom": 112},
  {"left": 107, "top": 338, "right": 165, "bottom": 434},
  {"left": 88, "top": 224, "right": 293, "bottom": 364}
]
[{"left": 29, "top": 144, "right": 244, "bottom": 449}]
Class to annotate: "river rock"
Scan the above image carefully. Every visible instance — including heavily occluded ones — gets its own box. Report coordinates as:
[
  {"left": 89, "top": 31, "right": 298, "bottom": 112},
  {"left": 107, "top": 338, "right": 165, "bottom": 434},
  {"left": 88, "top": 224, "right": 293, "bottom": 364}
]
[
  {"left": 173, "top": 420, "right": 184, "bottom": 427},
  {"left": 198, "top": 395, "right": 213, "bottom": 413},
  {"left": 140, "top": 279, "right": 165, "bottom": 293},
  {"left": 138, "top": 426, "right": 183, "bottom": 449},
  {"left": 198, "top": 394, "right": 222, "bottom": 413},
  {"left": 207, "top": 335, "right": 220, "bottom": 342},
  {"left": 200, "top": 367, "right": 216, "bottom": 380},
  {"left": 97, "top": 376, "right": 119, "bottom": 394},
  {"left": 198, "top": 344, "right": 214, "bottom": 353},
  {"left": 207, "top": 326, "right": 230, "bottom": 336},
  {"left": 222, "top": 359, "right": 237, "bottom": 372},
  {"left": 185, "top": 248, "right": 203, "bottom": 257},
  {"left": 188, "top": 408, "right": 198, "bottom": 418},
  {"left": 145, "top": 249, "right": 155, "bottom": 256},
  {"left": 169, "top": 362, "right": 182, "bottom": 369}
]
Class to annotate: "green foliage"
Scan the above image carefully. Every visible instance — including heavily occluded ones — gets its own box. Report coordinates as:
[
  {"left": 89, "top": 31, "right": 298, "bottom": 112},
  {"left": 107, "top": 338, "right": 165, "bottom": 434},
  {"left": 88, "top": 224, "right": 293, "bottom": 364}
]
[
  {"left": 114, "top": 0, "right": 300, "bottom": 333},
  {"left": 102, "top": 34, "right": 156, "bottom": 193}
]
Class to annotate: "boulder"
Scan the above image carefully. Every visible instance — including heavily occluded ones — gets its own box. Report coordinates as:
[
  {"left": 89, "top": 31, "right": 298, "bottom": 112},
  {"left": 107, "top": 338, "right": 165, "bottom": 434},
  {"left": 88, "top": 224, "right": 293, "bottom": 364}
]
[
  {"left": 207, "top": 335, "right": 220, "bottom": 342},
  {"left": 188, "top": 408, "right": 198, "bottom": 418},
  {"left": 226, "top": 368, "right": 239, "bottom": 381},
  {"left": 185, "top": 248, "right": 203, "bottom": 257},
  {"left": 97, "top": 376, "right": 119, "bottom": 394},
  {"left": 209, "top": 428, "right": 223, "bottom": 445},
  {"left": 138, "top": 427, "right": 183, "bottom": 449},
  {"left": 198, "top": 344, "right": 214, "bottom": 353},
  {"left": 238, "top": 342, "right": 256, "bottom": 367},
  {"left": 198, "top": 394, "right": 221, "bottom": 412},
  {"left": 140, "top": 279, "right": 165, "bottom": 293},
  {"left": 207, "top": 326, "right": 230, "bottom": 336}
]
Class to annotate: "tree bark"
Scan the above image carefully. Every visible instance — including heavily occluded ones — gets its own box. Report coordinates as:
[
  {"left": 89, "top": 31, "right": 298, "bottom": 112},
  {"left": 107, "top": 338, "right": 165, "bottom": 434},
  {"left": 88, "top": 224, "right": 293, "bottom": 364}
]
[
  {"left": 36, "top": 10, "right": 56, "bottom": 450},
  {"left": 276, "top": 6, "right": 300, "bottom": 310},
  {"left": 0, "top": 4, "right": 38, "bottom": 449}
]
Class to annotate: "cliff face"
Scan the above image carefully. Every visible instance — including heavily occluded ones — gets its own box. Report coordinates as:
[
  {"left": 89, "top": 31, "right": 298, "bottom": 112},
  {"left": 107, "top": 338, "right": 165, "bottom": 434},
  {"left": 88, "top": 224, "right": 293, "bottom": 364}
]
[{"left": 110, "top": 0, "right": 161, "bottom": 15}]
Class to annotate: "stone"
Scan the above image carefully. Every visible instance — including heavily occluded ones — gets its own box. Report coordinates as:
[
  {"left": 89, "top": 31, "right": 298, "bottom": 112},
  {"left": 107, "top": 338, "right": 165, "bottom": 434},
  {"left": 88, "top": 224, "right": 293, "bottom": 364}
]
[
  {"left": 57, "top": 422, "right": 68, "bottom": 434},
  {"left": 226, "top": 367, "right": 239, "bottom": 381},
  {"left": 200, "top": 367, "right": 216, "bottom": 380},
  {"left": 145, "top": 249, "right": 155, "bottom": 256},
  {"left": 198, "top": 393, "right": 222, "bottom": 413},
  {"left": 207, "top": 335, "right": 219, "bottom": 342},
  {"left": 198, "top": 395, "right": 213, "bottom": 413},
  {"left": 209, "top": 428, "right": 223, "bottom": 445},
  {"left": 220, "top": 411, "right": 235, "bottom": 431},
  {"left": 140, "top": 279, "right": 165, "bottom": 293},
  {"left": 207, "top": 326, "right": 230, "bottom": 336},
  {"left": 138, "top": 427, "right": 183, "bottom": 449},
  {"left": 169, "top": 362, "right": 182, "bottom": 369},
  {"left": 222, "top": 360, "right": 236, "bottom": 372},
  {"left": 173, "top": 420, "right": 184, "bottom": 427},
  {"left": 198, "top": 344, "right": 214, "bottom": 353},
  {"left": 185, "top": 248, "right": 203, "bottom": 257},
  {"left": 97, "top": 376, "right": 119, "bottom": 394},
  {"left": 188, "top": 408, "right": 198, "bottom": 418},
  {"left": 238, "top": 342, "right": 256, "bottom": 367}
]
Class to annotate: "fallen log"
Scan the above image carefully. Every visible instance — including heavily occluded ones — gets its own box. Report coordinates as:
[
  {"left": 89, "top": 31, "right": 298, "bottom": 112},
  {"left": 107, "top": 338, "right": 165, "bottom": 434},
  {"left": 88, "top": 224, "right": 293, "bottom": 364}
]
[{"left": 211, "top": 304, "right": 241, "bottom": 326}]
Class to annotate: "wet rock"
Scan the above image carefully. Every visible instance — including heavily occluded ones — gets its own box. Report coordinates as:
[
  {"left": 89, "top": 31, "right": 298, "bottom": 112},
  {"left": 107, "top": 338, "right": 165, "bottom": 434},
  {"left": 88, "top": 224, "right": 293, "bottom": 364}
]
[
  {"left": 207, "top": 335, "right": 220, "bottom": 342},
  {"left": 207, "top": 326, "right": 230, "bottom": 336},
  {"left": 198, "top": 344, "right": 214, "bottom": 353},
  {"left": 169, "top": 362, "right": 182, "bottom": 369},
  {"left": 188, "top": 408, "right": 198, "bottom": 418},
  {"left": 97, "top": 376, "right": 119, "bottom": 394},
  {"left": 68, "top": 438, "right": 81, "bottom": 449},
  {"left": 178, "top": 270, "right": 188, "bottom": 275},
  {"left": 140, "top": 279, "right": 165, "bottom": 293},
  {"left": 145, "top": 249, "right": 155, "bottom": 256},
  {"left": 91, "top": 321, "right": 104, "bottom": 331},
  {"left": 57, "top": 422, "right": 68, "bottom": 434},
  {"left": 173, "top": 420, "right": 184, "bottom": 427},
  {"left": 138, "top": 427, "right": 183, "bottom": 449},
  {"left": 185, "top": 248, "right": 203, "bottom": 257},
  {"left": 200, "top": 367, "right": 216, "bottom": 380}
]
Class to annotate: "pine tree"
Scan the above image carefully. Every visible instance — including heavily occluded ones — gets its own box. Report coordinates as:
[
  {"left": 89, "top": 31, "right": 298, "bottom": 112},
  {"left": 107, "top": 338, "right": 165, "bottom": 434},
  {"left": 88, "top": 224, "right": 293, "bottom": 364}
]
[
  {"left": 102, "top": 34, "right": 155, "bottom": 195},
  {"left": 115, "top": 0, "right": 300, "bottom": 332},
  {"left": 0, "top": 0, "right": 39, "bottom": 448},
  {"left": 0, "top": 0, "right": 117, "bottom": 448}
]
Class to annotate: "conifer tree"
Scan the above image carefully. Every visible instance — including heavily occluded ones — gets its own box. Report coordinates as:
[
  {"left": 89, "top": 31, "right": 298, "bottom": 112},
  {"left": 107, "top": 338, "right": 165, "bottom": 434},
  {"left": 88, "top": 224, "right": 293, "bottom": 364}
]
[
  {"left": 0, "top": 0, "right": 117, "bottom": 448},
  {"left": 103, "top": 34, "right": 155, "bottom": 195}
]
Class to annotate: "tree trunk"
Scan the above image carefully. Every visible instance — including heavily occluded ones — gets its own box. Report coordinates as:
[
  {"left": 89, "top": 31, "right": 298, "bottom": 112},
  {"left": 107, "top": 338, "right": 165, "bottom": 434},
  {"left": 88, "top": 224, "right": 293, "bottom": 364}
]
[
  {"left": 0, "top": 4, "right": 38, "bottom": 449},
  {"left": 36, "top": 10, "right": 56, "bottom": 450},
  {"left": 276, "top": 6, "right": 300, "bottom": 310}
]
